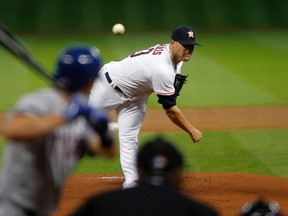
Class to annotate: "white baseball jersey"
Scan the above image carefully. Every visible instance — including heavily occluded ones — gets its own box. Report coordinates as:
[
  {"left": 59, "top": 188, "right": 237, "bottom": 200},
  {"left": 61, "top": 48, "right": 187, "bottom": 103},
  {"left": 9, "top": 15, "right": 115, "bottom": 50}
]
[
  {"left": 89, "top": 44, "right": 184, "bottom": 189},
  {"left": 90, "top": 44, "right": 182, "bottom": 103}
]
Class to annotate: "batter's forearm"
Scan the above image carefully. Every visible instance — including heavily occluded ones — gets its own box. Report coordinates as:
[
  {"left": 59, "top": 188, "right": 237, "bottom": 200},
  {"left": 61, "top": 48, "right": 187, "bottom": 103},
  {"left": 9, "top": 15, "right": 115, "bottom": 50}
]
[{"left": 2, "top": 115, "right": 66, "bottom": 141}]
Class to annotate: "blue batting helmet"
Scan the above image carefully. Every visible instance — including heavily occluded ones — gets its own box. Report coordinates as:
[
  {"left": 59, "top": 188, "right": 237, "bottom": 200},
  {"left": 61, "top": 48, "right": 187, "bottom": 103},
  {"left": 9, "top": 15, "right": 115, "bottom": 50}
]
[{"left": 53, "top": 44, "right": 102, "bottom": 92}]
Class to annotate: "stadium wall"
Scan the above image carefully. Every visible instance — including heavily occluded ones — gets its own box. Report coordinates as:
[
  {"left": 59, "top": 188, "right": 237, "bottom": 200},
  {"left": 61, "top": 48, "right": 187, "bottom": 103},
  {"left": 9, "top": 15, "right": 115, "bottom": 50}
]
[{"left": 0, "top": 0, "right": 287, "bottom": 33}]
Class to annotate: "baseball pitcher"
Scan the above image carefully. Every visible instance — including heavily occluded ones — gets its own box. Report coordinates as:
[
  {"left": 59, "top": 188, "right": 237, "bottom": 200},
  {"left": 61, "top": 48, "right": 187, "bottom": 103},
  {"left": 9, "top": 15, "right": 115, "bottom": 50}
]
[{"left": 89, "top": 25, "right": 202, "bottom": 189}]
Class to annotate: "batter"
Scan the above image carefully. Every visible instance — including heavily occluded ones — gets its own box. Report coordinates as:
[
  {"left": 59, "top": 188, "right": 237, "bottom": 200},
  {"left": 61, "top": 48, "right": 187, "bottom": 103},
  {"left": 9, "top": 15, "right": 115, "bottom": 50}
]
[{"left": 0, "top": 45, "right": 115, "bottom": 216}]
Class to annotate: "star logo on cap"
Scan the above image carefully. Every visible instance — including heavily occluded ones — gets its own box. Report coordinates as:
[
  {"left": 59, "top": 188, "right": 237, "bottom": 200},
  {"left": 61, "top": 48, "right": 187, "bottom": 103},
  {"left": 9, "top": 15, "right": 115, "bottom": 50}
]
[{"left": 187, "top": 30, "right": 194, "bottom": 38}]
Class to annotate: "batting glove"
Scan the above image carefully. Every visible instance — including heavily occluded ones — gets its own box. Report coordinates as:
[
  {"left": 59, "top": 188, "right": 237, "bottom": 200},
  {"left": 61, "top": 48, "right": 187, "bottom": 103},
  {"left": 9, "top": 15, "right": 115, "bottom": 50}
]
[
  {"left": 63, "top": 93, "right": 91, "bottom": 121},
  {"left": 86, "top": 109, "right": 114, "bottom": 148}
]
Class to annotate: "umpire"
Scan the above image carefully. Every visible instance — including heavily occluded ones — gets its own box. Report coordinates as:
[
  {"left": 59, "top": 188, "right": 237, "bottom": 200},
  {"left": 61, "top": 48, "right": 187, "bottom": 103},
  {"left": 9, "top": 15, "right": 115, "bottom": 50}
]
[{"left": 71, "top": 137, "right": 219, "bottom": 216}]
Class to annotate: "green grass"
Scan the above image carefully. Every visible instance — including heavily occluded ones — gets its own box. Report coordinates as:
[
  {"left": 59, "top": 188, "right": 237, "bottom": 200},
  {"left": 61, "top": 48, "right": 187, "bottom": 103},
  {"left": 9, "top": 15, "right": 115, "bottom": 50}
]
[
  {"left": 0, "top": 30, "right": 288, "bottom": 110},
  {"left": 71, "top": 129, "right": 288, "bottom": 177},
  {"left": 1, "top": 129, "right": 287, "bottom": 177},
  {"left": 185, "top": 31, "right": 288, "bottom": 107}
]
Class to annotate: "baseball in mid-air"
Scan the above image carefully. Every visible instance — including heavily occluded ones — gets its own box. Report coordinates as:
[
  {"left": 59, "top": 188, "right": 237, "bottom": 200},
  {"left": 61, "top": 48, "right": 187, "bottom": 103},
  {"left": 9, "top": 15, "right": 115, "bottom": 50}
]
[{"left": 112, "top": 23, "right": 125, "bottom": 35}]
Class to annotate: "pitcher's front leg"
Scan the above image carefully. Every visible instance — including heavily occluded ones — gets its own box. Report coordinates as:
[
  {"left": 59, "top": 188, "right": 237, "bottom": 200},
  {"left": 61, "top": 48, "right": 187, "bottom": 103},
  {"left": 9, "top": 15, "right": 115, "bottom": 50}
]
[{"left": 117, "top": 100, "right": 147, "bottom": 189}]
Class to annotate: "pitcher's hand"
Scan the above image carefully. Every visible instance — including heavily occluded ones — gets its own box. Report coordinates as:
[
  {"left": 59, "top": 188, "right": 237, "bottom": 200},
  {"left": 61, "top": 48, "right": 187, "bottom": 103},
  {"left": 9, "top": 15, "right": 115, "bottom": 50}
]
[{"left": 190, "top": 128, "right": 202, "bottom": 143}]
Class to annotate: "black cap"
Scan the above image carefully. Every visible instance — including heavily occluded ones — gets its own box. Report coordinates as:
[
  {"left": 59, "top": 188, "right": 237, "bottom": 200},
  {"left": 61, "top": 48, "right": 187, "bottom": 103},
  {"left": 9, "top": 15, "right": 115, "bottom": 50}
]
[
  {"left": 137, "top": 137, "right": 183, "bottom": 176},
  {"left": 171, "top": 25, "right": 201, "bottom": 46}
]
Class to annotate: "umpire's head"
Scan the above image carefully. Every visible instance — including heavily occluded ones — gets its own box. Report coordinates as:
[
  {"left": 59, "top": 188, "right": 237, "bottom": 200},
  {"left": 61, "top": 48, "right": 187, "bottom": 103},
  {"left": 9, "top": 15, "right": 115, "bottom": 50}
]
[{"left": 137, "top": 137, "right": 184, "bottom": 187}]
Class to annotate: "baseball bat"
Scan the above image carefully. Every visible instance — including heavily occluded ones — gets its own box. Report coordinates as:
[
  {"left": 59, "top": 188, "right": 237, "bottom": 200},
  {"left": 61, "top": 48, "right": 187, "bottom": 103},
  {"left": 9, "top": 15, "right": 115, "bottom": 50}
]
[{"left": 0, "top": 22, "right": 70, "bottom": 93}]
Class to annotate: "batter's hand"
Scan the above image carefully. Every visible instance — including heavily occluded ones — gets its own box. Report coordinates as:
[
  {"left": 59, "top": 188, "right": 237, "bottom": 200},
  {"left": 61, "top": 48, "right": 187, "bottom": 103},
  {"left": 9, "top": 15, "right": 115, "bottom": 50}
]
[
  {"left": 190, "top": 128, "right": 202, "bottom": 143},
  {"left": 63, "top": 94, "right": 91, "bottom": 121},
  {"left": 86, "top": 109, "right": 109, "bottom": 135},
  {"left": 86, "top": 109, "right": 114, "bottom": 149}
]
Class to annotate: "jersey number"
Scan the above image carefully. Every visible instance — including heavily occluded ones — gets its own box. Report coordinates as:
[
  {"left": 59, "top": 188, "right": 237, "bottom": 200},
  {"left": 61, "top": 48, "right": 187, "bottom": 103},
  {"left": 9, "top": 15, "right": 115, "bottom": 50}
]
[
  {"left": 130, "top": 47, "right": 154, "bottom": 57},
  {"left": 130, "top": 45, "right": 165, "bottom": 57}
]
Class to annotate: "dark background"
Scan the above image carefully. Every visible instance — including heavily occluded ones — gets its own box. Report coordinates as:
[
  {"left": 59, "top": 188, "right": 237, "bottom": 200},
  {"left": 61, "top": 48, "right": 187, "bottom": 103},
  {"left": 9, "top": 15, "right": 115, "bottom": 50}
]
[{"left": 0, "top": 0, "right": 287, "bottom": 34}]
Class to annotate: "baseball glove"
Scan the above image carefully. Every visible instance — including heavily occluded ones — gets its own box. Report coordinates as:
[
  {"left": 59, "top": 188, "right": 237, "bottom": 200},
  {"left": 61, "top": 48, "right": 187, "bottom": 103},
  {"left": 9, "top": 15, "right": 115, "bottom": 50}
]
[{"left": 174, "top": 74, "right": 188, "bottom": 97}]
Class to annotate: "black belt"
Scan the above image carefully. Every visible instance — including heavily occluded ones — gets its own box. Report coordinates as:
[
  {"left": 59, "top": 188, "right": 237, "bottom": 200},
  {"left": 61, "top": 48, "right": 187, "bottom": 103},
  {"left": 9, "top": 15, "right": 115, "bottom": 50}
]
[{"left": 105, "top": 72, "right": 125, "bottom": 95}]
